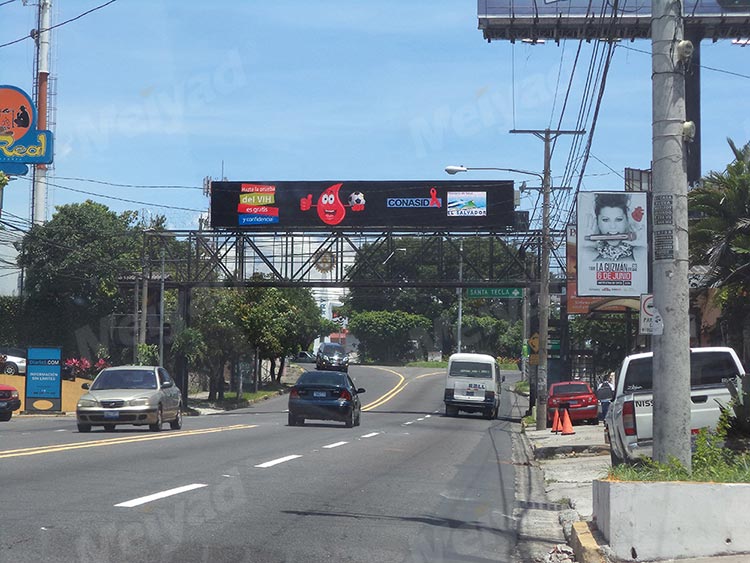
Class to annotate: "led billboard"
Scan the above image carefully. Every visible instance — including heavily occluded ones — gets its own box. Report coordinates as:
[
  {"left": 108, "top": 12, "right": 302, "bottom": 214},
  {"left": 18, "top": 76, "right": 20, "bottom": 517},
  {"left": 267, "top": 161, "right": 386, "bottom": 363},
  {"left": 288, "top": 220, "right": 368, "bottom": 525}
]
[
  {"left": 210, "top": 180, "right": 516, "bottom": 231},
  {"left": 478, "top": 0, "right": 750, "bottom": 41}
]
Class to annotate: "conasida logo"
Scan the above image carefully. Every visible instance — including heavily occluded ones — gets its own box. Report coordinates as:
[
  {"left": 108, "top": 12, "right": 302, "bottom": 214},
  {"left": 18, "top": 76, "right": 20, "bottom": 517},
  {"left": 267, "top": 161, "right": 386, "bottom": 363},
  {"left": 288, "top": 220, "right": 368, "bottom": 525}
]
[{"left": 299, "top": 183, "right": 365, "bottom": 226}]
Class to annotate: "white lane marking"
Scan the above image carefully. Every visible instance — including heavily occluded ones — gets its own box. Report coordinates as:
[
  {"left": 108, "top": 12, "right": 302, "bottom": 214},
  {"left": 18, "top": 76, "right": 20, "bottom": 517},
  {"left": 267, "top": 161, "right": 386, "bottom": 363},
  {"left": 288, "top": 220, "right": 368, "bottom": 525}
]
[
  {"left": 54, "top": 429, "right": 67, "bottom": 432},
  {"left": 115, "top": 484, "right": 208, "bottom": 508},
  {"left": 254, "top": 454, "right": 303, "bottom": 468},
  {"left": 322, "top": 441, "right": 348, "bottom": 449},
  {"left": 361, "top": 432, "right": 380, "bottom": 438},
  {"left": 417, "top": 418, "right": 425, "bottom": 421},
  {"left": 404, "top": 421, "right": 414, "bottom": 425},
  {"left": 425, "top": 415, "right": 431, "bottom": 418}
]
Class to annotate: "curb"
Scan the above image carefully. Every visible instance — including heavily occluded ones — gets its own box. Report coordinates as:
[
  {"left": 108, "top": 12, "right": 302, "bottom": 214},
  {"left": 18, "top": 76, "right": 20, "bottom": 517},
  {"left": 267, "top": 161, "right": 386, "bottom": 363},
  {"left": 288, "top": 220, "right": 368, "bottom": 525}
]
[
  {"left": 534, "top": 444, "right": 611, "bottom": 459},
  {"left": 571, "top": 521, "right": 606, "bottom": 563}
]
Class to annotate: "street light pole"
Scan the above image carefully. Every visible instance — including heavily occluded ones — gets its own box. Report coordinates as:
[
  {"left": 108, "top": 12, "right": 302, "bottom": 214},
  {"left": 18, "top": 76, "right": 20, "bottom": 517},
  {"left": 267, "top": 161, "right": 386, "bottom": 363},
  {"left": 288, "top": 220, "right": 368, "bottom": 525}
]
[{"left": 457, "top": 238, "right": 463, "bottom": 353}]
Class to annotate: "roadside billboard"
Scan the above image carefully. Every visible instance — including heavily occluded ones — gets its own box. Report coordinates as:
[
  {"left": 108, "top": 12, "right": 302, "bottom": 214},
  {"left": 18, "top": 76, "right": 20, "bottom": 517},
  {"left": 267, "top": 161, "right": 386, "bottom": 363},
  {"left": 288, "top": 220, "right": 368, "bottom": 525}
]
[
  {"left": 576, "top": 191, "right": 649, "bottom": 297},
  {"left": 478, "top": 0, "right": 750, "bottom": 41},
  {"left": 24, "top": 347, "right": 62, "bottom": 413},
  {"left": 210, "top": 180, "right": 516, "bottom": 231},
  {"left": 0, "top": 85, "right": 54, "bottom": 167}
]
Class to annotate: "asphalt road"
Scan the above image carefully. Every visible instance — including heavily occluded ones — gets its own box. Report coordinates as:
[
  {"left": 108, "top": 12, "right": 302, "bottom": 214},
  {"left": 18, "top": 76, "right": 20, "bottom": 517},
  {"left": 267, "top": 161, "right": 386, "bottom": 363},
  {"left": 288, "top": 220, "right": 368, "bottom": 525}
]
[{"left": 0, "top": 365, "right": 526, "bottom": 563}]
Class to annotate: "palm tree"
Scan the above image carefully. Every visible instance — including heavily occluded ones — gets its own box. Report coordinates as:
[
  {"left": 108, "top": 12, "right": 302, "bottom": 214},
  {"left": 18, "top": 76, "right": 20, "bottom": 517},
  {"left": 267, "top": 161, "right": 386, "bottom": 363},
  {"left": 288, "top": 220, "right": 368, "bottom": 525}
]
[{"left": 689, "top": 138, "right": 750, "bottom": 363}]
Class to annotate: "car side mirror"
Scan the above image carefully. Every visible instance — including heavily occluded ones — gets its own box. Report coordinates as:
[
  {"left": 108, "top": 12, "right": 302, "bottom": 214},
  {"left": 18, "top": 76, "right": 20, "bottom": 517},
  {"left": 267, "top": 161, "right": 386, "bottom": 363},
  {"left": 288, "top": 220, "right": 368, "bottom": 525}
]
[
  {"left": 356, "top": 388, "right": 366, "bottom": 394},
  {"left": 81, "top": 383, "right": 90, "bottom": 390},
  {"left": 162, "top": 381, "right": 174, "bottom": 388}
]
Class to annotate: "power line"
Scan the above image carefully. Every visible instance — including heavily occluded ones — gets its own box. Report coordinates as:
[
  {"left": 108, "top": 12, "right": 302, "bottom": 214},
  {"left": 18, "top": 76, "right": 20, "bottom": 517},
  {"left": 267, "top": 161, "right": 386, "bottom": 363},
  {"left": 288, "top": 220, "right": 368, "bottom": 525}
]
[
  {"left": 55, "top": 177, "right": 202, "bottom": 190},
  {"left": 0, "top": 0, "right": 19, "bottom": 7},
  {"left": 0, "top": 0, "right": 118, "bottom": 49},
  {"left": 617, "top": 43, "right": 750, "bottom": 80}
]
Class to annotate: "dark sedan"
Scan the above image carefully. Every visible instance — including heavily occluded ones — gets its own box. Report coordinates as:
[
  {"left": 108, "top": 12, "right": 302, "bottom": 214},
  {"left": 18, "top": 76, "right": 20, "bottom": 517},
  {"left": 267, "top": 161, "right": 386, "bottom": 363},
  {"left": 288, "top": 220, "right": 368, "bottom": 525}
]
[{"left": 288, "top": 370, "right": 364, "bottom": 428}]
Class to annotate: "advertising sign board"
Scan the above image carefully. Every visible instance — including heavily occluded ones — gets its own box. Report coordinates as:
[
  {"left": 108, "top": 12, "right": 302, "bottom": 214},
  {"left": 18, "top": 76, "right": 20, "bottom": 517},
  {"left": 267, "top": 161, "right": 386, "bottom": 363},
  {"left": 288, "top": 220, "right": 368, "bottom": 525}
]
[
  {"left": 0, "top": 85, "right": 54, "bottom": 166},
  {"left": 478, "top": 0, "right": 750, "bottom": 41},
  {"left": 576, "top": 191, "right": 649, "bottom": 297},
  {"left": 24, "top": 347, "right": 62, "bottom": 413},
  {"left": 210, "top": 180, "right": 515, "bottom": 231}
]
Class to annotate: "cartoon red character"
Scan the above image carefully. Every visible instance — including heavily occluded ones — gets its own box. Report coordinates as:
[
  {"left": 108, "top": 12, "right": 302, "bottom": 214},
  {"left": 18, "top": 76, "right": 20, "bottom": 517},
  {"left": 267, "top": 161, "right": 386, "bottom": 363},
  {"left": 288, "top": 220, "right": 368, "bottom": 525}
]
[{"left": 300, "top": 183, "right": 365, "bottom": 226}]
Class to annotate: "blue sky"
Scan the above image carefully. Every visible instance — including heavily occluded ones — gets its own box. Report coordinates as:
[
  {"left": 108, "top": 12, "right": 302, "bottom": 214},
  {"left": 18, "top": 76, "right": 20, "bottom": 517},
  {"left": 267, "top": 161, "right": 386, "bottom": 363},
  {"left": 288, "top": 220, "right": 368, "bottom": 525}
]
[{"left": 1, "top": 1, "right": 748, "bottom": 242}]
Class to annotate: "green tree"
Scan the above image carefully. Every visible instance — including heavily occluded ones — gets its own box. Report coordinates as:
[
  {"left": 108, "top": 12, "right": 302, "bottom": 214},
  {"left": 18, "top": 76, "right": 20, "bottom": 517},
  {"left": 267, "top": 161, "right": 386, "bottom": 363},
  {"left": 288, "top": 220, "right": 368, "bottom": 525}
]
[
  {"left": 17, "top": 201, "right": 142, "bottom": 358},
  {"left": 569, "top": 314, "right": 634, "bottom": 375},
  {"left": 689, "top": 138, "right": 750, "bottom": 363},
  {"left": 348, "top": 310, "right": 431, "bottom": 364}
]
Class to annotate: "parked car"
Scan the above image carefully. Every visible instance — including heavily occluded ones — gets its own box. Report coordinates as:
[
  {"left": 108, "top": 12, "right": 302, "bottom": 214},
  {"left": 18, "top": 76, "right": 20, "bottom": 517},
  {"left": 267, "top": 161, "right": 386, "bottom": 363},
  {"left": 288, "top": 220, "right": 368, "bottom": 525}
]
[
  {"left": 76, "top": 366, "right": 182, "bottom": 433},
  {"left": 288, "top": 370, "right": 364, "bottom": 427},
  {"left": 547, "top": 381, "right": 599, "bottom": 426},
  {"left": 605, "top": 347, "right": 743, "bottom": 465},
  {"left": 0, "top": 347, "right": 26, "bottom": 375},
  {"left": 444, "top": 353, "right": 502, "bottom": 419},
  {"left": 315, "top": 343, "right": 350, "bottom": 372},
  {"left": 292, "top": 351, "right": 315, "bottom": 363},
  {"left": 0, "top": 383, "right": 22, "bottom": 421}
]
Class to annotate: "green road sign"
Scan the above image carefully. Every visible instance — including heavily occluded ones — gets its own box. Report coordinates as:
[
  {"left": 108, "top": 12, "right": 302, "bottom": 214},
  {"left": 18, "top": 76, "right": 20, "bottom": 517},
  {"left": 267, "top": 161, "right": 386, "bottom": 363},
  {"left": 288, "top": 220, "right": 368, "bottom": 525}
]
[{"left": 466, "top": 287, "right": 524, "bottom": 299}]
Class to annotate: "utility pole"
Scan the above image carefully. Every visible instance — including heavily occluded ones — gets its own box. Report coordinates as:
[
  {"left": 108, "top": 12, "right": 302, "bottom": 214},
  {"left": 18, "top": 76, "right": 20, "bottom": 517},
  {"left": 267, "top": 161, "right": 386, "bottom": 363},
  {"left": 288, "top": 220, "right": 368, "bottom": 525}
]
[
  {"left": 32, "top": 0, "right": 52, "bottom": 225},
  {"left": 511, "top": 128, "right": 585, "bottom": 431},
  {"left": 651, "top": 0, "right": 692, "bottom": 469},
  {"left": 457, "top": 238, "right": 463, "bottom": 353}
]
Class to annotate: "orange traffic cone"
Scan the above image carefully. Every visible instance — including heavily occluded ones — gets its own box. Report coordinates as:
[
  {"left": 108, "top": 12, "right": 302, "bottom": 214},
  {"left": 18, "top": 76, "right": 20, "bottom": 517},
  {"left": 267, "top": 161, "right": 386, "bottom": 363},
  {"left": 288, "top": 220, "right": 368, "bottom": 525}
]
[
  {"left": 551, "top": 408, "right": 561, "bottom": 433},
  {"left": 561, "top": 408, "right": 575, "bottom": 435}
]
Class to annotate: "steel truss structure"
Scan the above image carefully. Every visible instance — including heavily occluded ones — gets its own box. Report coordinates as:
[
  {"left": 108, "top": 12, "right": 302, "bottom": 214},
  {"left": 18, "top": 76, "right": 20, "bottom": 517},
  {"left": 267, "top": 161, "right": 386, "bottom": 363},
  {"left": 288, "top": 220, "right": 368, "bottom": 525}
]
[{"left": 141, "top": 228, "right": 568, "bottom": 289}]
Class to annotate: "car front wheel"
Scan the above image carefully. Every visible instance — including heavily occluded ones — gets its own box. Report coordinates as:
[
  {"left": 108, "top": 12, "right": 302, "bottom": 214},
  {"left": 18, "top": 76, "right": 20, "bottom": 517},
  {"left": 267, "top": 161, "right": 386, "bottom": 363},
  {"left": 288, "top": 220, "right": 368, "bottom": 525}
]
[
  {"left": 77, "top": 423, "right": 91, "bottom": 433},
  {"left": 150, "top": 407, "right": 163, "bottom": 432},
  {"left": 0, "top": 412, "right": 12, "bottom": 422},
  {"left": 3, "top": 363, "right": 18, "bottom": 375},
  {"left": 170, "top": 407, "right": 183, "bottom": 430}
]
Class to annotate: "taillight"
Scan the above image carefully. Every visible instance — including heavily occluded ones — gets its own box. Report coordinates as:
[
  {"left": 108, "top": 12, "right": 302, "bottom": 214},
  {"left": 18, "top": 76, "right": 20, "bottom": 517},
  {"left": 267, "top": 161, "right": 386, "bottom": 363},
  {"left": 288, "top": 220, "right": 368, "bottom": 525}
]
[
  {"left": 290, "top": 388, "right": 300, "bottom": 399},
  {"left": 484, "top": 391, "right": 495, "bottom": 403},
  {"left": 623, "top": 400, "right": 636, "bottom": 436},
  {"left": 444, "top": 389, "right": 454, "bottom": 400},
  {"left": 339, "top": 389, "right": 352, "bottom": 401}
]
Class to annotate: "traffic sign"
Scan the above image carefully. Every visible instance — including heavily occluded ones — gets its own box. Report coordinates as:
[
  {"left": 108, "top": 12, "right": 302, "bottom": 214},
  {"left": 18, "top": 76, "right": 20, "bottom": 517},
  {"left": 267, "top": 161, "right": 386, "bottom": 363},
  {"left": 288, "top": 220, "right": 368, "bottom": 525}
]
[{"left": 466, "top": 287, "right": 523, "bottom": 299}]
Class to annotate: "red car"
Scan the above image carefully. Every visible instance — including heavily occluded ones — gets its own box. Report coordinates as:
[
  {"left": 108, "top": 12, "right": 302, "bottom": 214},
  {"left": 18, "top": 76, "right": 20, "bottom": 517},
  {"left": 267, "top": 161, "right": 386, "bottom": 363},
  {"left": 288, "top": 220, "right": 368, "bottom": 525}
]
[
  {"left": 547, "top": 381, "right": 599, "bottom": 426},
  {"left": 0, "top": 383, "right": 22, "bottom": 422}
]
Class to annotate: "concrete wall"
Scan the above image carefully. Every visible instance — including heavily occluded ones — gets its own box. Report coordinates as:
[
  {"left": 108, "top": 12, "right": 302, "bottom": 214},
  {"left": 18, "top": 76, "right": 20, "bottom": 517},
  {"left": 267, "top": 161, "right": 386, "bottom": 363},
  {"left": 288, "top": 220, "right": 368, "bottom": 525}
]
[
  {"left": 593, "top": 479, "right": 750, "bottom": 561},
  {"left": 0, "top": 374, "right": 89, "bottom": 413}
]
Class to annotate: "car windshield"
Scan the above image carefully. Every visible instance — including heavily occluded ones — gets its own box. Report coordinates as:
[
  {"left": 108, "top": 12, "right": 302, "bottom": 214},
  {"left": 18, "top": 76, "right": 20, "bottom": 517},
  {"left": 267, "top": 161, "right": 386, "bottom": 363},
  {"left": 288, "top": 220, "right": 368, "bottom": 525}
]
[
  {"left": 449, "top": 361, "right": 493, "bottom": 378},
  {"left": 321, "top": 345, "right": 345, "bottom": 356},
  {"left": 91, "top": 370, "right": 158, "bottom": 390},
  {"left": 297, "top": 372, "right": 346, "bottom": 387},
  {"left": 552, "top": 383, "right": 590, "bottom": 396}
]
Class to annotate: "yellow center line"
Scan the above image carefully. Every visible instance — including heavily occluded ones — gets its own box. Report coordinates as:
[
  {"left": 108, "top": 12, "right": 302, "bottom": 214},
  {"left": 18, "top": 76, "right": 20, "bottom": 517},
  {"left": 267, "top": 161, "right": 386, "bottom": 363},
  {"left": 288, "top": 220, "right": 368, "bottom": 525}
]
[
  {"left": 0, "top": 424, "right": 257, "bottom": 460},
  {"left": 362, "top": 368, "right": 407, "bottom": 411},
  {"left": 415, "top": 371, "right": 443, "bottom": 380}
]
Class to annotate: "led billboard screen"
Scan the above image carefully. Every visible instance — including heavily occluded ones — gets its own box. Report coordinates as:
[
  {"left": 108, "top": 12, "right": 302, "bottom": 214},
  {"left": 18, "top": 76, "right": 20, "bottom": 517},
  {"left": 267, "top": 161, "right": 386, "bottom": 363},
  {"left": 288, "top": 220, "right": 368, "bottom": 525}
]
[
  {"left": 478, "top": 0, "right": 750, "bottom": 41},
  {"left": 210, "top": 180, "right": 516, "bottom": 231}
]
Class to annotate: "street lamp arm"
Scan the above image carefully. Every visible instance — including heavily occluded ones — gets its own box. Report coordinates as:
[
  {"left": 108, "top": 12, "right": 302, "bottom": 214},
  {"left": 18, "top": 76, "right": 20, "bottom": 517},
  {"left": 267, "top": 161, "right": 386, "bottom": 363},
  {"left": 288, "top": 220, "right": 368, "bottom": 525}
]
[{"left": 444, "top": 165, "right": 544, "bottom": 183}]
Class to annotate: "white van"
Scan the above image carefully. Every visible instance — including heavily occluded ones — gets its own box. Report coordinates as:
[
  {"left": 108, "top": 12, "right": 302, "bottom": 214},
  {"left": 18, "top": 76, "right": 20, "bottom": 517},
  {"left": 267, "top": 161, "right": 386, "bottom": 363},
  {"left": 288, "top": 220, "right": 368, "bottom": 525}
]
[
  {"left": 605, "top": 346, "right": 744, "bottom": 465},
  {"left": 444, "top": 353, "right": 502, "bottom": 419}
]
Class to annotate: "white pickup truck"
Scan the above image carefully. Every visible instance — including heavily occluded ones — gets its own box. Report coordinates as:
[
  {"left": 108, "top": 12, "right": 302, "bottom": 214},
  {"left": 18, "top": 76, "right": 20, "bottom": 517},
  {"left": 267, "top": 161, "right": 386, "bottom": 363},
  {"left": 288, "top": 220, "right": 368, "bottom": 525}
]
[{"left": 605, "top": 346, "right": 745, "bottom": 465}]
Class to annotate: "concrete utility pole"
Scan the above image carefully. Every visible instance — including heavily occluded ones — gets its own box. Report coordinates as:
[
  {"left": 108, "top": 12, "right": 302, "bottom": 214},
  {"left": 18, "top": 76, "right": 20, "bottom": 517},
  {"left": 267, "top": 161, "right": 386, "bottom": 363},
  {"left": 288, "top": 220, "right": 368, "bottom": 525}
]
[
  {"left": 511, "top": 128, "right": 584, "bottom": 431},
  {"left": 651, "top": 0, "right": 692, "bottom": 469},
  {"left": 32, "top": 0, "right": 52, "bottom": 225}
]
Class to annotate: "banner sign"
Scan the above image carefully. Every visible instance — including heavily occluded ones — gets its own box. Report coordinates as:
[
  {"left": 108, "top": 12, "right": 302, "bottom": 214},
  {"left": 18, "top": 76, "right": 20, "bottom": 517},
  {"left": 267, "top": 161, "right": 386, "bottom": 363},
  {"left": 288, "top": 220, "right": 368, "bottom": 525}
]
[
  {"left": 210, "top": 180, "right": 516, "bottom": 230},
  {"left": 24, "top": 347, "right": 62, "bottom": 413},
  {"left": 0, "top": 85, "right": 54, "bottom": 165},
  {"left": 478, "top": 0, "right": 750, "bottom": 40},
  {"left": 576, "top": 191, "right": 649, "bottom": 297}
]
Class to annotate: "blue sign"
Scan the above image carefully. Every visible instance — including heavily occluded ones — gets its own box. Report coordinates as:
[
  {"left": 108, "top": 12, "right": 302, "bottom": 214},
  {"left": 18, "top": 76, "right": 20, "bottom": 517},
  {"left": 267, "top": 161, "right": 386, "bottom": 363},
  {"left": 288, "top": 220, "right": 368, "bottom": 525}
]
[
  {"left": 25, "top": 347, "right": 62, "bottom": 412},
  {"left": 0, "top": 85, "right": 54, "bottom": 165},
  {"left": 0, "top": 162, "right": 29, "bottom": 176}
]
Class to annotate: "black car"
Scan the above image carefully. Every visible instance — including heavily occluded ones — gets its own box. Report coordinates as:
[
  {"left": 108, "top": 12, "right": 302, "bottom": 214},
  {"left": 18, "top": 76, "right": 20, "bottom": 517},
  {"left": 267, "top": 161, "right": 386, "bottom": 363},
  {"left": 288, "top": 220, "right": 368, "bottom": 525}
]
[
  {"left": 288, "top": 370, "right": 364, "bottom": 427},
  {"left": 315, "top": 343, "right": 349, "bottom": 372}
]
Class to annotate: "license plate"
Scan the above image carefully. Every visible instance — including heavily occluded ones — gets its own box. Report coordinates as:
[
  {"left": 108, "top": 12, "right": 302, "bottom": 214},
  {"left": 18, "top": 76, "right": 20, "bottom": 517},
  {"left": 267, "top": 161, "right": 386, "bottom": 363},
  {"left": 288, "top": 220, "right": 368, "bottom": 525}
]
[
  {"left": 103, "top": 410, "right": 120, "bottom": 420},
  {"left": 313, "top": 391, "right": 326, "bottom": 398},
  {"left": 465, "top": 390, "right": 474, "bottom": 396},
  {"left": 0, "top": 401, "right": 6, "bottom": 408}
]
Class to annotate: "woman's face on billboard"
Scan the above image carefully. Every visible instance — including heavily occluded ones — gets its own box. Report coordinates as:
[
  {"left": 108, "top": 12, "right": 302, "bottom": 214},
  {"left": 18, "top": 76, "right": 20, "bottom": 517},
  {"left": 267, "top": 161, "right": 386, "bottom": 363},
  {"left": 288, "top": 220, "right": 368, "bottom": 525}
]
[{"left": 597, "top": 205, "right": 628, "bottom": 246}]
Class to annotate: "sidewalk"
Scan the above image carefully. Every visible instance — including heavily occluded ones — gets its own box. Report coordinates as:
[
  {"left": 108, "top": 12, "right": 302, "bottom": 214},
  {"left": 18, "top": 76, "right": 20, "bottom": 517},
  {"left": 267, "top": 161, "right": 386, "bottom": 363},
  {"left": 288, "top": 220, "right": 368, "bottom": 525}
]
[{"left": 514, "top": 390, "right": 750, "bottom": 563}]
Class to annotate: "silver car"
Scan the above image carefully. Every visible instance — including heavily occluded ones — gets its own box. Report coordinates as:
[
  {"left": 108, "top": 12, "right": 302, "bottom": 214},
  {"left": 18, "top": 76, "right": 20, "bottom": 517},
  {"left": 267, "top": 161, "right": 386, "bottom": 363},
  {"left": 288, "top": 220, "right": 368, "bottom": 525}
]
[{"left": 76, "top": 366, "right": 182, "bottom": 433}]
